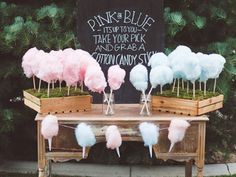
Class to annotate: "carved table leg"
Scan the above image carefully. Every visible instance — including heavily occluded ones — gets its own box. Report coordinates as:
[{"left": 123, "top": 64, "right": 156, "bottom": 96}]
[
  {"left": 195, "top": 122, "right": 206, "bottom": 177},
  {"left": 185, "top": 160, "right": 192, "bottom": 177},
  {"left": 38, "top": 121, "right": 46, "bottom": 177}
]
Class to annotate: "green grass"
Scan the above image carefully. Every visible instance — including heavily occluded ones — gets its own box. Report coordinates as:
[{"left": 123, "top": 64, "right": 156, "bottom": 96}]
[
  {"left": 25, "top": 87, "right": 89, "bottom": 98},
  {"left": 154, "top": 89, "right": 221, "bottom": 101}
]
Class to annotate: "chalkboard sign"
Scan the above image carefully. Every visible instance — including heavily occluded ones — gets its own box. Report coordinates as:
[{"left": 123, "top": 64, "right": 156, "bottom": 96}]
[{"left": 77, "top": 0, "right": 164, "bottom": 103}]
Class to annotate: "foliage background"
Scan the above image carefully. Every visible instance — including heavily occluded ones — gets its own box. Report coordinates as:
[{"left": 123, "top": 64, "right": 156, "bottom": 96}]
[{"left": 0, "top": 0, "right": 236, "bottom": 163}]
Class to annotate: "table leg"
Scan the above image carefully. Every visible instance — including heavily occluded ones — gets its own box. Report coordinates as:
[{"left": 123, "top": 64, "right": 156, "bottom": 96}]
[
  {"left": 185, "top": 160, "right": 192, "bottom": 177},
  {"left": 195, "top": 122, "right": 206, "bottom": 177},
  {"left": 38, "top": 121, "right": 46, "bottom": 177}
]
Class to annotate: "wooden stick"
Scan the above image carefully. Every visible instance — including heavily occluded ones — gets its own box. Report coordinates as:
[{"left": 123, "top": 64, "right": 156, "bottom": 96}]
[
  {"left": 182, "top": 79, "right": 184, "bottom": 89},
  {"left": 172, "top": 79, "right": 176, "bottom": 92},
  {"left": 81, "top": 82, "right": 84, "bottom": 92},
  {"left": 193, "top": 81, "right": 195, "bottom": 99},
  {"left": 59, "top": 81, "right": 62, "bottom": 92},
  {"left": 67, "top": 86, "right": 70, "bottom": 96},
  {"left": 204, "top": 81, "right": 207, "bottom": 96},
  {"left": 187, "top": 81, "right": 189, "bottom": 94},
  {"left": 140, "top": 90, "right": 150, "bottom": 115},
  {"left": 47, "top": 82, "right": 50, "bottom": 97},
  {"left": 199, "top": 81, "right": 201, "bottom": 91},
  {"left": 177, "top": 78, "right": 180, "bottom": 97},
  {"left": 103, "top": 91, "right": 112, "bottom": 114},
  {"left": 38, "top": 79, "right": 41, "bottom": 93},
  {"left": 33, "top": 75, "right": 36, "bottom": 90},
  {"left": 160, "top": 85, "right": 163, "bottom": 94},
  {"left": 105, "top": 89, "right": 113, "bottom": 115},
  {"left": 75, "top": 83, "right": 77, "bottom": 91},
  {"left": 213, "top": 78, "right": 217, "bottom": 93},
  {"left": 52, "top": 81, "right": 54, "bottom": 89}
]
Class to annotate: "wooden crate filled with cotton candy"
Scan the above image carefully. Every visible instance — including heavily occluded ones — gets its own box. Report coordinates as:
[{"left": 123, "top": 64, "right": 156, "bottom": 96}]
[
  {"left": 128, "top": 45, "right": 224, "bottom": 116},
  {"left": 21, "top": 48, "right": 99, "bottom": 114}
]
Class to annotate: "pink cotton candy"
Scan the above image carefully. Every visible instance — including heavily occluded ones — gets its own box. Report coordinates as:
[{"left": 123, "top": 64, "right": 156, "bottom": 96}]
[
  {"left": 22, "top": 47, "right": 39, "bottom": 78},
  {"left": 105, "top": 125, "right": 122, "bottom": 157},
  {"left": 75, "top": 49, "right": 99, "bottom": 82},
  {"left": 62, "top": 51, "right": 81, "bottom": 87},
  {"left": 84, "top": 65, "right": 107, "bottom": 93},
  {"left": 168, "top": 119, "right": 190, "bottom": 152},
  {"left": 108, "top": 65, "right": 126, "bottom": 90},
  {"left": 41, "top": 115, "right": 59, "bottom": 151},
  {"left": 32, "top": 50, "right": 47, "bottom": 77},
  {"left": 37, "top": 53, "right": 63, "bottom": 83},
  {"left": 49, "top": 50, "right": 64, "bottom": 81}
]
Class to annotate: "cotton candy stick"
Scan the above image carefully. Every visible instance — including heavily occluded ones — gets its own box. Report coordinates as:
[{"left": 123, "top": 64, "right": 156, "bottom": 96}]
[
  {"left": 47, "top": 82, "right": 50, "bottom": 97},
  {"left": 140, "top": 90, "right": 150, "bottom": 115},
  {"left": 103, "top": 91, "right": 113, "bottom": 113},
  {"left": 33, "top": 75, "right": 36, "bottom": 90},
  {"left": 38, "top": 79, "right": 41, "bottom": 93},
  {"left": 204, "top": 81, "right": 207, "bottom": 96},
  {"left": 213, "top": 78, "right": 217, "bottom": 93},
  {"left": 187, "top": 81, "right": 189, "bottom": 94},
  {"left": 199, "top": 81, "right": 201, "bottom": 91},
  {"left": 67, "top": 86, "right": 70, "bottom": 96},
  {"left": 177, "top": 78, "right": 180, "bottom": 97},
  {"left": 193, "top": 81, "right": 196, "bottom": 98},
  {"left": 182, "top": 79, "right": 184, "bottom": 89},
  {"left": 105, "top": 89, "right": 114, "bottom": 115},
  {"left": 172, "top": 79, "right": 176, "bottom": 92}
]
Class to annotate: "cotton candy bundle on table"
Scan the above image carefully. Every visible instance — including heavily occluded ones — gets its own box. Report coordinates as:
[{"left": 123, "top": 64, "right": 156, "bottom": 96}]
[
  {"left": 183, "top": 52, "right": 201, "bottom": 98},
  {"left": 37, "top": 52, "right": 63, "bottom": 97},
  {"left": 105, "top": 125, "right": 122, "bottom": 157},
  {"left": 208, "top": 54, "right": 226, "bottom": 93},
  {"left": 49, "top": 50, "right": 64, "bottom": 91},
  {"left": 168, "top": 119, "right": 190, "bottom": 152},
  {"left": 149, "top": 66, "right": 173, "bottom": 95},
  {"left": 22, "top": 47, "right": 39, "bottom": 90},
  {"left": 148, "top": 52, "right": 170, "bottom": 68},
  {"left": 84, "top": 65, "right": 107, "bottom": 101},
  {"left": 62, "top": 51, "right": 81, "bottom": 96},
  {"left": 196, "top": 53, "right": 217, "bottom": 95},
  {"left": 41, "top": 115, "right": 59, "bottom": 151},
  {"left": 169, "top": 45, "right": 191, "bottom": 96},
  {"left": 75, "top": 123, "right": 96, "bottom": 158},
  {"left": 106, "top": 65, "right": 126, "bottom": 115},
  {"left": 75, "top": 49, "right": 99, "bottom": 92},
  {"left": 130, "top": 64, "right": 149, "bottom": 115},
  {"left": 139, "top": 122, "right": 159, "bottom": 158}
]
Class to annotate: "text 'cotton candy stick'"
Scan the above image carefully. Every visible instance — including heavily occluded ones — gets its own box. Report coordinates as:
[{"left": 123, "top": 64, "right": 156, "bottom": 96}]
[
  {"left": 105, "top": 125, "right": 122, "bottom": 157},
  {"left": 75, "top": 123, "right": 96, "bottom": 158},
  {"left": 139, "top": 122, "right": 159, "bottom": 158},
  {"left": 106, "top": 65, "right": 126, "bottom": 115},
  {"left": 130, "top": 64, "right": 149, "bottom": 115},
  {"left": 41, "top": 115, "right": 59, "bottom": 151},
  {"left": 168, "top": 119, "right": 190, "bottom": 152}
]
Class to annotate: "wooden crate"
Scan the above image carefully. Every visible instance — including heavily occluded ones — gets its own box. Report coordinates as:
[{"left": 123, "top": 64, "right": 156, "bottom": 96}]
[
  {"left": 23, "top": 91, "right": 92, "bottom": 114},
  {"left": 151, "top": 94, "right": 224, "bottom": 116}
]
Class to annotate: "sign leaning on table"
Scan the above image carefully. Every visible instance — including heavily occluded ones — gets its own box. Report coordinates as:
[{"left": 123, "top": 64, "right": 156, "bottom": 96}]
[{"left": 77, "top": 0, "right": 164, "bottom": 103}]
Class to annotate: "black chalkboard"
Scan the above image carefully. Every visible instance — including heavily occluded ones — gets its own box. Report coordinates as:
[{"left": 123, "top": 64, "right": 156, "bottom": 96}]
[{"left": 77, "top": 0, "right": 164, "bottom": 103}]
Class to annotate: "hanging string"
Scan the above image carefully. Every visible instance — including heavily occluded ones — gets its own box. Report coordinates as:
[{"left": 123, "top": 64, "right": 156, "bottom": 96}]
[{"left": 60, "top": 124, "right": 76, "bottom": 130}]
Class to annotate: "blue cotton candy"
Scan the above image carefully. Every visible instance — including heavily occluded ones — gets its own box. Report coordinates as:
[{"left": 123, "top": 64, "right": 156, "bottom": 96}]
[
  {"left": 150, "top": 66, "right": 173, "bottom": 88},
  {"left": 130, "top": 64, "right": 148, "bottom": 91},
  {"left": 148, "top": 53, "right": 170, "bottom": 68},
  {"left": 75, "top": 123, "right": 96, "bottom": 148},
  {"left": 139, "top": 122, "right": 159, "bottom": 147},
  {"left": 208, "top": 54, "right": 226, "bottom": 78}
]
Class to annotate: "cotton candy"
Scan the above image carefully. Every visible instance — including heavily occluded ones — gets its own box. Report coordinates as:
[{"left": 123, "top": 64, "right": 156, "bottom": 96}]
[
  {"left": 168, "top": 119, "right": 190, "bottom": 152},
  {"left": 148, "top": 52, "right": 170, "bottom": 68},
  {"left": 75, "top": 123, "right": 96, "bottom": 158},
  {"left": 105, "top": 125, "right": 122, "bottom": 157},
  {"left": 208, "top": 54, "right": 226, "bottom": 78},
  {"left": 130, "top": 64, "right": 148, "bottom": 92},
  {"left": 108, "top": 65, "right": 126, "bottom": 90},
  {"left": 139, "top": 122, "right": 159, "bottom": 158},
  {"left": 22, "top": 47, "right": 39, "bottom": 78},
  {"left": 62, "top": 51, "right": 81, "bottom": 87},
  {"left": 41, "top": 115, "right": 59, "bottom": 151},
  {"left": 75, "top": 49, "right": 99, "bottom": 83},
  {"left": 84, "top": 65, "right": 107, "bottom": 93},
  {"left": 183, "top": 52, "right": 201, "bottom": 83},
  {"left": 150, "top": 66, "right": 173, "bottom": 88}
]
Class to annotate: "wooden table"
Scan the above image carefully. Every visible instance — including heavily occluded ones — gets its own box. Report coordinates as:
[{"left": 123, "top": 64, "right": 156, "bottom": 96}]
[{"left": 35, "top": 104, "right": 208, "bottom": 177}]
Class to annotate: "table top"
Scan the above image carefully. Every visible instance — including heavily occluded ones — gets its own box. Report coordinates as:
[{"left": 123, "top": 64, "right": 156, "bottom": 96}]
[{"left": 35, "top": 104, "right": 209, "bottom": 121}]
